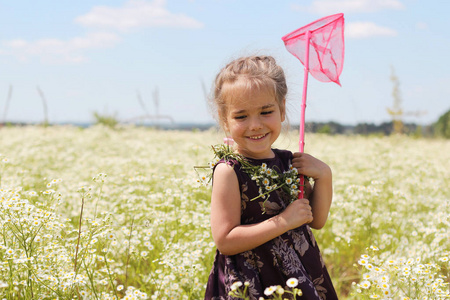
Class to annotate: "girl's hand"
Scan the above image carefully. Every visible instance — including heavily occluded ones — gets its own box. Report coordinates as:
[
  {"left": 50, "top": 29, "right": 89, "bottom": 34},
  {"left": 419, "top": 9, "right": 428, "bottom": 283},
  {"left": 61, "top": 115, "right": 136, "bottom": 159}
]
[
  {"left": 291, "top": 152, "right": 333, "bottom": 230},
  {"left": 292, "top": 152, "right": 331, "bottom": 180},
  {"left": 280, "top": 198, "right": 313, "bottom": 230}
]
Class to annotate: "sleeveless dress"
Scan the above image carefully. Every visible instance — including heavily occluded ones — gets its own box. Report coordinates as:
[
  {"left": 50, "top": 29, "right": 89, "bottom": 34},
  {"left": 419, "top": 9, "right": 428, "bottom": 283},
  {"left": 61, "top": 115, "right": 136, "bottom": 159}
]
[{"left": 204, "top": 149, "right": 338, "bottom": 300}]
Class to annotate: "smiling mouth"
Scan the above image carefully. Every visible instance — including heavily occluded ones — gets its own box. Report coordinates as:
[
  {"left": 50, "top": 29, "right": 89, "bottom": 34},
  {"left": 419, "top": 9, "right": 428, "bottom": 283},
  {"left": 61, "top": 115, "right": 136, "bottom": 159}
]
[{"left": 248, "top": 133, "right": 268, "bottom": 140}]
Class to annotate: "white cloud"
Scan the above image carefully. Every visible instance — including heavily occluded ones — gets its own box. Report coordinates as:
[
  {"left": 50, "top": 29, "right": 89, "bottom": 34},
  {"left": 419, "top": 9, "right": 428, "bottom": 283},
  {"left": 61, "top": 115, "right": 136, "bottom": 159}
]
[
  {"left": 1, "top": 32, "right": 121, "bottom": 63},
  {"left": 0, "top": 0, "right": 202, "bottom": 64},
  {"left": 346, "top": 22, "right": 397, "bottom": 38},
  {"left": 292, "top": 0, "right": 405, "bottom": 14},
  {"left": 75, "top": 0, "right": 204, "bottom": 32}
]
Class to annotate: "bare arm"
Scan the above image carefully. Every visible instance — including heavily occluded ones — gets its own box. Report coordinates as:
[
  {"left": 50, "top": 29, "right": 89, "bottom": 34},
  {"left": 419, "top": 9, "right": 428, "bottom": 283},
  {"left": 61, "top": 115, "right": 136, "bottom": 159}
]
[
  {"left": 210, "top": 163, "right": 313, "bottom": 256},
  {"left": 292, "top": 152, "right": 333, "bottom": 230}
]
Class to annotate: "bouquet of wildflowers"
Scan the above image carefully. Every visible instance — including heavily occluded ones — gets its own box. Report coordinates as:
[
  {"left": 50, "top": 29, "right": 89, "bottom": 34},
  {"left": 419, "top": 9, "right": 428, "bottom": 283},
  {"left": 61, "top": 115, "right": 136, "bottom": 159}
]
[{"left": 196, "top": 142, "right": 306, "bottom": 213}]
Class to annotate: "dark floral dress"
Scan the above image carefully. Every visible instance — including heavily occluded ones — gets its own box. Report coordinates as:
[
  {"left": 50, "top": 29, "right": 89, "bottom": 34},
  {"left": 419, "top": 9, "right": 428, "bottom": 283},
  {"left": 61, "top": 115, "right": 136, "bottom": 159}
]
[{"left": 204, "top": 149, "right": 338, "bottom": 300}]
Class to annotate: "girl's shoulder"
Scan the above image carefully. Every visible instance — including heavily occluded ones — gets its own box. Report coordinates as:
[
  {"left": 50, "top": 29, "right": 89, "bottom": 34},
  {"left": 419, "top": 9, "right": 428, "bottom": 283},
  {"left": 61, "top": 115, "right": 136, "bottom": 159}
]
[{"left": 212, "top": 157, "right": 241, "bottom": 177}]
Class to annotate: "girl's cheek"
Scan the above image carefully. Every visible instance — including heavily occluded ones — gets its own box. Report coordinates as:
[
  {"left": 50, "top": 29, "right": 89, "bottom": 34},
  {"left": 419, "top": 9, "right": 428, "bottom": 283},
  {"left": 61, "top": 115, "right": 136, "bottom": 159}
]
[
  {"left": 236, "top": 123, "right": 248, "bottom": 133},
  {"left": 231, "top": 121, "right": 244, "bottom": 131}
]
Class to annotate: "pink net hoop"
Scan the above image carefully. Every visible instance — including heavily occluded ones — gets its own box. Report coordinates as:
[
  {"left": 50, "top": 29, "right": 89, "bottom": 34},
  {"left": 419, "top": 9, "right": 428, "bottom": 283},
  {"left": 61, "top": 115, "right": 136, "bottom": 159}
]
[{"left": 282, "top": 13, "right": 344, "bottom": 85}]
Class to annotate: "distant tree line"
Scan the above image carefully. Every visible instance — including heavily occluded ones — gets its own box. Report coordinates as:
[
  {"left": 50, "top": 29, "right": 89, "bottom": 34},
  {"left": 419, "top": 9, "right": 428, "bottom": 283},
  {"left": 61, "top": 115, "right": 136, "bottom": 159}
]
[
  {"left": 302, "top": 121, "right": 433, "bottom": 137},
  {"left": 300, "top": 108, "right": 450, "bottom": 138},
  {"left": 433, "top": 109, "right": 450, "bottom": 138}
]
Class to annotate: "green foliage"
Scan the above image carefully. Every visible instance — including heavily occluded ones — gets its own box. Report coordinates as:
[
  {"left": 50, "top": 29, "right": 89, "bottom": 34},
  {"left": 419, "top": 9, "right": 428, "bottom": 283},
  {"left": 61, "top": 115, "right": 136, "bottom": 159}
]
[
  {"left": 92, "top": 111, "right": 119, "bottom": 128},
  {"left": 386, "top": 66, "right": 404, "bottom": 134},
  {"left": 433, "top": 109, "right": 450, "bottom": 139},
  {"left": 317, "top": 124, "right": 331, "bottom": 134}
]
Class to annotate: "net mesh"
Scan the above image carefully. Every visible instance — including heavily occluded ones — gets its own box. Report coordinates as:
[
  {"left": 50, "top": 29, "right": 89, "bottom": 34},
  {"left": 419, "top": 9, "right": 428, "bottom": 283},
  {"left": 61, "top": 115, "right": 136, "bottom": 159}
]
[{"left": 282, "top": 13, "right": 344, "bottom": 85}]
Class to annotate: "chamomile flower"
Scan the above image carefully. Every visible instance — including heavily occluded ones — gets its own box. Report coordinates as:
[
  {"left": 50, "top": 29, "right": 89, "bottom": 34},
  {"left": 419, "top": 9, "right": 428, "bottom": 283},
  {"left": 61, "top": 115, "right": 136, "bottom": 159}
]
[
  {"left": 358, "top": 280, "right": 371, "bottom": 289},
  {"left": 264, "top": 286, "right": 277, "bottom": 296},
  {"left": 286, "top": 278, "right": 298, "bottom": 288},
  {"left": 358, "top": 257, "right": 369, "bottom": 266}
]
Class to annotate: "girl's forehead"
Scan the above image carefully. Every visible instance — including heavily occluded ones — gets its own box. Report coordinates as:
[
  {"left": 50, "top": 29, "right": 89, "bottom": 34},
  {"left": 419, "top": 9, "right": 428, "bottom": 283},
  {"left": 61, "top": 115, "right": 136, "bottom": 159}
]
[
  {"left": 227, "top": 94, "right": 278, "bottom": 114},
  {"left": 223, "top": 82, "right": 277, "bottom": 109}
]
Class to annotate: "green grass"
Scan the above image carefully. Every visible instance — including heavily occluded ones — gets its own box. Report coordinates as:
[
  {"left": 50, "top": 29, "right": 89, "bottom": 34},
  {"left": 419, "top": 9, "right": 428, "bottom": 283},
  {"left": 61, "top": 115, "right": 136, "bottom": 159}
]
[{"left": 0, "top": 126, "right": 449, "bottom": 299}]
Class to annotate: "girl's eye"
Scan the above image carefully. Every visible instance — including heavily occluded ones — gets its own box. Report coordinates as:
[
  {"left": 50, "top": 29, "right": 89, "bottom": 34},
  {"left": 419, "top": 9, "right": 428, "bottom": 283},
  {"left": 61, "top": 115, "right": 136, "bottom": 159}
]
[
  {"left": 261, "top": 111, "right": 274, "bottom": 115},
  {"left": 234, "top": 115, "right": 246, "bottom": 120}
]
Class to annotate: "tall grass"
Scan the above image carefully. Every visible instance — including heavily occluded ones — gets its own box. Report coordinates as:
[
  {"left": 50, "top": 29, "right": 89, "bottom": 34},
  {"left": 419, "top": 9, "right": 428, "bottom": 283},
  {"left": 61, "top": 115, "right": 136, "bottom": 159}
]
[{"left": 0, "top": 126, "right": 448, "bottom": 299}]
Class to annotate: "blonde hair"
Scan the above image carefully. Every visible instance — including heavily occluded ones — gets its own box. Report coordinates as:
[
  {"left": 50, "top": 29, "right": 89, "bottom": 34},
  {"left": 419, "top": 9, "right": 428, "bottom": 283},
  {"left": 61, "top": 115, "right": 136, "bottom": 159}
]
[{"left": 210, "top": 55, "right": 288, "bottom": 129}]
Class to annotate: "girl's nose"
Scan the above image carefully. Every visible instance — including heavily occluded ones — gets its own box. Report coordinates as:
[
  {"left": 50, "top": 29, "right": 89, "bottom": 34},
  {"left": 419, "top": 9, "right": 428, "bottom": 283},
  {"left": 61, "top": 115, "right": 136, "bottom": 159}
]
[{"left": 249, "top": 116, "right": 263, "bottom": 130}]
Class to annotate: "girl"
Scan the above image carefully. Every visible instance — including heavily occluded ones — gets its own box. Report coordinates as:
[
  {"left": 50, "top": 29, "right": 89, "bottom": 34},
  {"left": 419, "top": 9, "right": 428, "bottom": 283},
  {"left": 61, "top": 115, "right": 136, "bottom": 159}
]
[{"left": 204, "top": 56, "right": 338, "bottom": 300}]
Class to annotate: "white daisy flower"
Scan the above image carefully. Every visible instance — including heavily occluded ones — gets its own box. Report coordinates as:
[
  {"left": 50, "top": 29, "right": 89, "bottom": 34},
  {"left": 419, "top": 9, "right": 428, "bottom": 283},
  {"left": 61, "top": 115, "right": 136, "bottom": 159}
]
[
  {"left": 358, "top": 280, "right": 371, "bottom": 289},
  {"left": 264, "top": 286, "right": 277, "bottom": 296},
  {"left": 286, "top": 278, "right": 298, "bottom": 288}
]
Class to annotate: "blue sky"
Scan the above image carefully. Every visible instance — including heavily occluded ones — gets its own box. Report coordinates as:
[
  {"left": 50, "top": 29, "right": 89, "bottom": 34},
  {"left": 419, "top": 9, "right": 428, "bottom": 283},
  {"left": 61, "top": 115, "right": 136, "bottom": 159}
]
[{"left": 1, "top": 0, "right": 449, "bottom": 126}]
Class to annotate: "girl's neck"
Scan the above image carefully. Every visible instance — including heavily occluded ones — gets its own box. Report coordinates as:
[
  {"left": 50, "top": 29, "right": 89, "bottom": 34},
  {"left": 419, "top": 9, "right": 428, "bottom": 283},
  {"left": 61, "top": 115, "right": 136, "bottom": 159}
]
[{"left": 235, "top": 148, "right": 275, "bottom": 160}]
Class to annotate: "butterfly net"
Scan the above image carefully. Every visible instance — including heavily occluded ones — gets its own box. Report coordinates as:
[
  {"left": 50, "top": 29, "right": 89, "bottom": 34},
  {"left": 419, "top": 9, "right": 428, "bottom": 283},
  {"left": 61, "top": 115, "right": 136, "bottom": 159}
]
[{"left": 282, "top": 13, "right": 344, "bottom": 85}]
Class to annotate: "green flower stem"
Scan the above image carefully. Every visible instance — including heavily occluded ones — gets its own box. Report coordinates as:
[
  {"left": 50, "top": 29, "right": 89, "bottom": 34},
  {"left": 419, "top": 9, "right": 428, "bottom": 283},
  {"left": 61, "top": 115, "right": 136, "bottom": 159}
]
[
  {"left": 250, "top": 182, "right": 288, "bottom": 202},
  {"left": 73, "top": 195, "right": 85, "bottom": 299},
  {"left": 103, "top": 252, "right": 119, "bottom": 299},
  {"left": 125, "top": 216, "right": 135, "bottom": 289},
  {"left": 80, "top": 257, "right": 100, "bottom": 300},
  {"left": 28, "top": 267, "right": 62, "bottom": 298}
]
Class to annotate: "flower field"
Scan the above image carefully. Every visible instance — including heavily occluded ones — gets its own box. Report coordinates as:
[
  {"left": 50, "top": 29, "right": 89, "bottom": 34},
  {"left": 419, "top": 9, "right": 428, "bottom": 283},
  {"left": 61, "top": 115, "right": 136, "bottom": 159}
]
[{"left": 0, "top": 125, "right": 449, "bottom": 299}]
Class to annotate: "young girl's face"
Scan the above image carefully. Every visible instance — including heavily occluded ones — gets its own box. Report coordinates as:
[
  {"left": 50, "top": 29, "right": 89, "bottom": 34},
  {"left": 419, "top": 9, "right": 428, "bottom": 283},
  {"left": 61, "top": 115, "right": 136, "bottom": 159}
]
[{"left": 222, "top": 85, "right": 285, "bottom": 159}]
